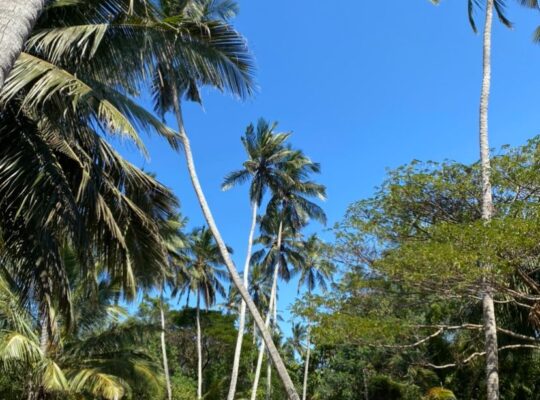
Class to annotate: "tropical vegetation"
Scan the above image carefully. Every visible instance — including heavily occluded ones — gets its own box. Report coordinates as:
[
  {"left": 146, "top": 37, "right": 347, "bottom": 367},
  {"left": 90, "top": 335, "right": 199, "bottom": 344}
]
[{"left": 2, "top": 0, "right": 540, "bottom": 399}]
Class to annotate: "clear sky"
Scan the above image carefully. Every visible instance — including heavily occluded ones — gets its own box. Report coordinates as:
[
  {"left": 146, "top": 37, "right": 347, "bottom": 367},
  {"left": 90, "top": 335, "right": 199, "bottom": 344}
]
[{"left": 123, "top": 1, "right": 540, "bottom": 333}]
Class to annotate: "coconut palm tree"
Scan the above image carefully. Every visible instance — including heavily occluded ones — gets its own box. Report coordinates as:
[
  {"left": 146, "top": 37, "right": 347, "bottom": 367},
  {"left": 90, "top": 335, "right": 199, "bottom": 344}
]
[
  {"left": 249, "top": 150, "right": 326, "bottom": 400},
  {"left": 284, "top": 323, "right": 307, "bottom": 360},
  {"left": 0, "top": 0, "right": 189, "bottom": 357},
  {"left": 222, "top": 118, "right": 293, "bottom": 400},
  {"left": 181, "top": 226, "right": 229, "bottom": 400},
  {"left": 296, "top": 234, "right": 335, "bottom": 400},
  {"left": 156, "top": 215, "right": 189, "bottom": 400},
  {"left": 151, "top": 2, "right": 300, "bottom": 397},
  {"left": 0, "top": 0, "right": 44, "bottom": 89},
  {"left": 429, "top": 1, "right": 539, "bottom": 398}
]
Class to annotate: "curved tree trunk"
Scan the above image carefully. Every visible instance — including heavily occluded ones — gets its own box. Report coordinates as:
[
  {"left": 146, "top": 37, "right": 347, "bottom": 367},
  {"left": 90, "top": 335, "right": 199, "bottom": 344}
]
[
  {"left": 251, "top": 221, "right": 283, "bottom": 400},
  {"left": 478, "top": 2, "right": 499, "bottom": 400},
  {"left": 170, "top": 91, "right": 300, "bottom": 400},
  {"left": 301, "top": 330, "right": 311, "bottom": 400},
  {"left": 160, "top": 282, "right": 172, "bottom": 400},
  {"left": 0, "top": 0, "right": 44, "bottom": 90},
  {"left": 196, "top": 290, "right": 203, "bottom": 400},
  {"left": 227, "top": 202, "right": 259, "bottom": 400}
]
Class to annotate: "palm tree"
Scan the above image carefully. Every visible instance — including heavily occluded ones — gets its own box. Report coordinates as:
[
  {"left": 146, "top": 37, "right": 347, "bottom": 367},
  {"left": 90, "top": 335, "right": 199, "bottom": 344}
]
[
  {"left": 151, "top": 2, "right": 300, "bottom": 397},
  {"left": 157, "top": 216, "right": 189, "bottom": 400},
  {"left": 297, "top": 234, "right": 335, "bottom": 400},
  {"left": 250, "top": 161, "right": 326, "bottom": 400},
  {"left": 181, "top": 226, "right": 229, "bottom": 400},
  {"left": 0, "top": 0, "right": 190, "bottom": 361},
  {"left": 222, "top": 118, "right": 293, "bottom": 400},
  {"left": 429, "top": 1, "right": 538, "bottom": 398},
  {"left": 284, "top": 323, "right": 307, "bottom": 361},
  {"left": 0, "top": 0, "right": 44, "bottom": 89}
]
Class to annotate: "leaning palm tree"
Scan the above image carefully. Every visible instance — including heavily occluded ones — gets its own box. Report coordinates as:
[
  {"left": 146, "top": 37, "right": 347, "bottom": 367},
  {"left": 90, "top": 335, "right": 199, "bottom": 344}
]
[
  {"left": 0, "top": 0, "right": 44, "bottom": 89},
  {"left": 429, "top": 1, "right": 539, "bottom": 398},
  {"left": 222, "top": 118, "right": 293, "bottom": 400},
  {"left": 296, "top": 234, "right": 335, "bottom": 400},
  {"left": 151, "top": 2, "right": 300, "bottom": 397},
  {"left": 181, "top": 226, "right": 229, "bottom": 400}
]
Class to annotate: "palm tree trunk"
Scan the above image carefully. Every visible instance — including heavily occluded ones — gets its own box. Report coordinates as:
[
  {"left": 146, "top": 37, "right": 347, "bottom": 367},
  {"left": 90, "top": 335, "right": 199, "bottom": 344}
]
[
  {"left": 0, "top": 0, "right": 44, "bottom": 89},
  {"left": 171, "top": 89, "right": 300, "bottom": 400},
  {"left": 160, "top": 282, "right": 173, "bottom": 400},
  {"left": 227, "top": 201, "right": 259, "bottom": 400},
  {"left": 301, "top": 329, "right": 311, "bottom": 400},
  {"left": 479, "top": 2, "right": 499, "bottom": 399},
  {"left": 197, "top": 290, "right": 203, "bottom": 400},
  {"left": 363, "top": 369, "right": 369, "bottom": 400},
  {"left": 37, "top": 308, "right": 49, "bottom": 400},
  {"left": 266, "top": 357, "right": 272, "bottom": 400},
  {"left": 251, "top": 221, "right": 283, "bottom": 400},
  {"left": 39, "top": 313, "right": 48, "bottom": 355}
]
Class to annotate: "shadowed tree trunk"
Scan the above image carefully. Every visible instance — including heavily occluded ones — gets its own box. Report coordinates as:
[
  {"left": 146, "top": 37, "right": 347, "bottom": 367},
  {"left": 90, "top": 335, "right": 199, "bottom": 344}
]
[
  {"left": 170, "top": 89, "right": 300, "bottom": 400},
  {"left": 478, "top": 1, "right": 499, "bottom": 399},
  {"left": 227, "top": 202, "right": 258, "bottom": 400},
  {"left": 0, "top": 0, "right": 44, "bottom": 90}
]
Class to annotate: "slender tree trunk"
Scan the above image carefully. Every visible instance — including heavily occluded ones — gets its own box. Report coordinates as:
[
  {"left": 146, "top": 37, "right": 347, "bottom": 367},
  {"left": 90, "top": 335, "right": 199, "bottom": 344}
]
[
  {"left": 251, "top": 221, "right": 283, "bottom": 400},
  {"left": 266, "top": 356, "right": 272, "bottom": 400},
  {"left": 302, "top": 330, "right": 311, "bottom": 400},
  {"left": 363, "top": 369, "right": 369, "bottom": 400},
  {"left": 197, "top": 290, "right": 203, "bottom": 400},
  {"left": 37, "top": 308, "right": 49, "bottom": 400},
  {"left": 171, "top": 90, "right": 300, "bottom": 400},
  {"left": 160, "top": 282, "right": 173, "bottom": 400},
  {"left": 227, "top": 202, "right": 259, "bottom": 400},
  {"left": 479, "top": 2, "right": 499, "bottom": 399},
  {"left": 0, "top": 0, "right": 44, "bottom": 90}
]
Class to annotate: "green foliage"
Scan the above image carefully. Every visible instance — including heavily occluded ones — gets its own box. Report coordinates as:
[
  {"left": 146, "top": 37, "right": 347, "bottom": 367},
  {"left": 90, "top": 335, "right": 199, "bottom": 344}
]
[
  {"left": 170, "top": 374, "right": 197, "bottom": 400},
  {"left": 424, "top": 387, "right": 457, "bottom": 400}
]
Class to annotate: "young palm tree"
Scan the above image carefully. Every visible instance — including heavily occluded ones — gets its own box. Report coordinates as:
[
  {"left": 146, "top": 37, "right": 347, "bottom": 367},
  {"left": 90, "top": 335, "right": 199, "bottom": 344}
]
[
  {"left": 182, "top": 226, "right": 229, "bottom": 400},
  {"left": 284, "top": 323, "right": 307, "bottom": 360},
  {"left": 296, "top": 234, "right": 335, "bottom": 400},
  {"left": 222, "top": 118, "right": 293, "bottom": 400},
  {"left": 151, "top": 2, "right": 300, "bottom": 397},
  {"left": 0, "top": 0, "right": 44, "bottom": 89},
  {"left": 429, "top": 2, "right": 538, "bottom": 398}
]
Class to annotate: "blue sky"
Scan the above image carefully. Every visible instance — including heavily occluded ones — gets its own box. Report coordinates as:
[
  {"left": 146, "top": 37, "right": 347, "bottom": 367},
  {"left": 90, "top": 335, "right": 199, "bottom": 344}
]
[{"left": 124, "top": 1, "right": 540, "bottom": 332}]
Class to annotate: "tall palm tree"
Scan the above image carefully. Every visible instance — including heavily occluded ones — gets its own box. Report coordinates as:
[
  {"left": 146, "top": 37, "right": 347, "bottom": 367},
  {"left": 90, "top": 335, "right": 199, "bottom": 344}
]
[
  {"left": 222, "top": 118, "right": 293, "bottom": 400},
  {"left": 251, "top": 213, "right": 304, "bottom": 400},
  {"left": 297, "top": 234, "right": 334, "bottom": 400},
  {"left": 151, "top": 2, "right": 300, "bottom": 397},
  {"left": 0, "top": 0, "right": 44, "bottom": 89},
  {"left": 430, "top": 1, "right": 538, "bottom": 398},
  {"left": 181, "top": 226, "right": 229, "bottom": 400},
  {"left": 250, "top": 150, "right": 327, "bottom": 400},
  {"left": 158, "top": 215, "right": 189, "bottom": 400}
]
